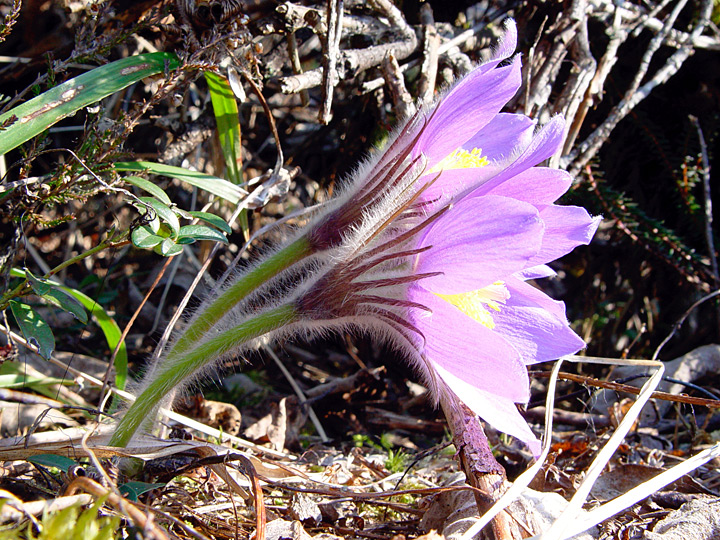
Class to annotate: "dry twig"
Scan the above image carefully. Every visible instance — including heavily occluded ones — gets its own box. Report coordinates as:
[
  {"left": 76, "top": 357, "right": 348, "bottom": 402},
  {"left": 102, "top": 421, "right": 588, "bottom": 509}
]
[
  {"left": 381, "top": 53, "right": 416, "bottom": 119},
  {"left": 563, "top": 0, "right": 714, "bottom": 176},
  {"left": 417, "top": 3, "right": 440, "bottom": 105},
  {"left": 319, "top": 0, "right": 344, "bottom": 123}
]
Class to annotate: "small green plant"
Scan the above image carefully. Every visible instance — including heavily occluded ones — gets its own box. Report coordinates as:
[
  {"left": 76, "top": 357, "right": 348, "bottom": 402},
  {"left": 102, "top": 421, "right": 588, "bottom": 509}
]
[
  {"left": 351, "top": 433, "right": 410, "bottom": 473},
  {"left": 384, "top": 448, "right": 409, "bottom": 474},
  {"left": 3, "top": 269, "right": 128, "bottom": 390},
  {"left": 0, "top": 496, "right": 120, "bottom": 540}
]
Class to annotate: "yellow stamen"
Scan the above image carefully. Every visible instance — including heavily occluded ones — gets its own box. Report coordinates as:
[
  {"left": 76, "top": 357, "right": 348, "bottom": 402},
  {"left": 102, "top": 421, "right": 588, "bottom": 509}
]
[
  {"left": 429, "top": 147, "right": 489, "bottom": 173},
  {"left": 435, "top": 281, "right": 509, "bottom": 329}
]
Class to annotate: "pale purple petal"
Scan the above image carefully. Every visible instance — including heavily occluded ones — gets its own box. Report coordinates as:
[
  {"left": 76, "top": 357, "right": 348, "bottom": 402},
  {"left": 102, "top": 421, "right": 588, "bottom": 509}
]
[
  {"left": 418, "top": 127, "right": 571, "bottom": 209},
  {"left": 482, "top": 18, "right": 518, "bottom": 63},
  {"left": 416, "top": 195, "right": 543, "bottom": 294},
  {"left": 461, "top": 113, "right": 536, "bottom": 163},
  {"left": 526, "top": 205, "right": 601, "bottom": 268},
  {"left": 418, "top": 162, "right": 568, "bottom": 210},
  {"left": 484, "top": 167, "right": 573, "bottom": 204},
  {"left": 418, "top": 164, "right": 503, "bottom": 207},
  {"left": 470, "top": 116, "right": 566, "bottom": 197},
  {"left": 492, "top": 276, "right": 587, "bottom": 363},
  {"left": 409, "top": 288, "right": 530, "bottom": 402},
  {"left": 398, "top": 20, "right": 516, "bottom": 175},
  {"left": 416, "top": 58, "right": 523, "bottom": 170},
  {"left": 433, "top": 364, "right": 542, "bottom": 455},
  {"left": 517, "top": 265, "right": 556, "bottom": 280},
  {"left": 415, "top": 113, "right": 535, "bottom": 205}
]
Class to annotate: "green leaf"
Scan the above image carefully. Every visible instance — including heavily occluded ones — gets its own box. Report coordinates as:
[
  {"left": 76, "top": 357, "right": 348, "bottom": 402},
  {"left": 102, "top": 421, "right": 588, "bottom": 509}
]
[
  {"left": 119, "top": 481, "right": 165, "bottom": 502},
  {"left": 124, "top": 175, "right": 171, "bottom": 205},
  {"left": 187, "top": 211, "right": 232, "bottom": 234},
  {"left": 206, "top": 71, "right": 249, "bottom": 241},
  {"left": 40, "top": 288, "right": 88, "bottom": 324},
  {"left": 138, "top": 197, "right": 179, "bottom": 238},
  {"left": 173, "top": 206, "right": 193, "bottom": 220},
  {"left": 9, "top": 300, "right": 55, "bottom": 360},
  {"left": 0, "top": 53, "right": 180, "bottom": 155},
  {"left": 175, "top": 236, "right": 196, "bottom": 245},
  {"left": 178, "top": 224, "right": 229, "bottom": 244},
  {"left": 27, "top": 454, "right": 77, "bottom": 473},
  {"left": 9, "top": 269, "right": 127, "bottom": 389},
  {"left": 26, "top": 269, "right": 89, "bottom": 324},
  {"left": 114, "top": 161, "right": 246, "bottom": 204},
  {"left": 157, "top": 237, "right": 184, "bottom": 256},
  {"left": 24, "top": 268, "right": 52, "bottom": 295},
  {"left": 131, "top": 225, "right": 165, "bottom": 248},
  {"left": 0, "top": 369, "right": 70, "bottom": 389}
]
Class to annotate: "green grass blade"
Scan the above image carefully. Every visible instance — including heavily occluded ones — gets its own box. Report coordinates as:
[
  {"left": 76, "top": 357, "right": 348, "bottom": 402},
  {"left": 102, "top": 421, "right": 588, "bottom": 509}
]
[
  {"left": 205, "top": 71, "right": 249, "bottom": 239},
  {"left": 205, "top": 72, "right": 242, "bottom": 184},
  {"left": 114, "top": 161, "right": 246, "bottom": 204},
  {"left": 0, "top": 52, "right": 180, "bottom": 156},
  {"left": 59, "top": 286, "right": 128, "bottom": 390}
]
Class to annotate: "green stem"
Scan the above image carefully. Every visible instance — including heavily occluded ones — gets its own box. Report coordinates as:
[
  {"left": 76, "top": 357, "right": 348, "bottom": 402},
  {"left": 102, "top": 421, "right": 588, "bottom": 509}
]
[
  {"left": 110, "top": 303, "right": 298, "bottom": 447},
  {"left": 46, "top": 237, "right": 129, "bottom": 278},
  {"left": 166, "top": 236, "right": 311, "bottom": 360}
]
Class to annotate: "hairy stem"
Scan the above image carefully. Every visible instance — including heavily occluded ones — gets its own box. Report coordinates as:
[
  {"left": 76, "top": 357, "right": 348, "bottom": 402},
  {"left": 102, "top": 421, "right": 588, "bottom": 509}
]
[
  {"left": 110, "top": 303, "right": 298, "bottom": 446},
  {"left": 166, "top": 237, "right": 311, "bottom": 360}
]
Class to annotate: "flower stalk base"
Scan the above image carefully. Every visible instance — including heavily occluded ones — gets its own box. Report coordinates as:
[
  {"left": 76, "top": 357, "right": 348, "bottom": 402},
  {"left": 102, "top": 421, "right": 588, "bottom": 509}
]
[{"left": 110, "top": 304, "right": 298, "bottom": 447}]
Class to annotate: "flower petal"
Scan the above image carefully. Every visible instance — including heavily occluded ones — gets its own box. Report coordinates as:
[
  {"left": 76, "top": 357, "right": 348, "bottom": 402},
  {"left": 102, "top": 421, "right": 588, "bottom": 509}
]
[
  {"left": 409, "top": 288, "right": 530, "bottom": 402},
  {"left": 419, "top": 164, "right": 502, "bottom": 208},
  {"left": 461, "top": 113, "right": 536, "bottom": 163},
  {"left": 416, "top": 58, "right": 522, "bottom": 170},
  {"left": 526, "top": 205, "right": 601, "bottom": 268},
  {"left": 470, "top": 115, "right": 566, "bottom": 197},
  {"left": 433, "top": 363, "right": 542, "bottom": 455},
  {"left": 416, "top": 113, "right": 537, "bottom": 206},
  {"left": 416, "top": 195, "right": 543, "bottom": 294},
  {"left": 490, "top": 18, "right": 519, "bottom": 62},
  {"left": 516, "top": 265, "right": 556, "bottom": 280},
  {"left": 484, "top": 167, "right": 573, "bottom": 204},
  {"left": 492, "top": 276, "right": 587, "bottom": 363}
]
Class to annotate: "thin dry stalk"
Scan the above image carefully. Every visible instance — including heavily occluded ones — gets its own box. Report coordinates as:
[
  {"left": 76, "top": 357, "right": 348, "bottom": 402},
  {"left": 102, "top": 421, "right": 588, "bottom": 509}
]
[
  {"left": 418, "top": 3, "right": 440, "bottom": 105},
  {"left": 319, "top": 0, "right": 344, "bottom": 123},
  {"left": 382, "top": 52, "right": 416, "bottom": 119},
  {"left": 564, "top": 0, "right": 714, "bottom": 176}
]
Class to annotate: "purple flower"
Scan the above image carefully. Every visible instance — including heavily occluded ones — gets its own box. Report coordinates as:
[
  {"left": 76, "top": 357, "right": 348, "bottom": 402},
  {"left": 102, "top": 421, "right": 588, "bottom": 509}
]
[
  {"left": 408, "top": 162, "right": 599, "bottom": 454},
  {"left": 299, "top": 20, "right": 599, "bottom": 455}
]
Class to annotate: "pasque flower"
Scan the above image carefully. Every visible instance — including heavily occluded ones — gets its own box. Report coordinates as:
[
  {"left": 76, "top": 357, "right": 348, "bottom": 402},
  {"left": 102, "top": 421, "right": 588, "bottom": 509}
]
[
  {"left": 296, "top": 20, "right": 600, "bottom": 454},
  {"left": 111, "top": 19, "right": 599, "bottom": 452}
]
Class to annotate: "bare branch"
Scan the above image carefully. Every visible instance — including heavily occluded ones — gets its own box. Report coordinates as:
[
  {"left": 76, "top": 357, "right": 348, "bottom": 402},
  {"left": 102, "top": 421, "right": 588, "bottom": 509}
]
[
  {"left": 319, "top": 0, "right": 344, "bottom": 123},
  {"left": 417, "top": 2, "right": 440, "bottom": 105},
  {"left": 564, "top": 0, "right": 713, "bottom": 176},
  {"left": 382, "top": 52, "right": 416, "bottom": 119}
]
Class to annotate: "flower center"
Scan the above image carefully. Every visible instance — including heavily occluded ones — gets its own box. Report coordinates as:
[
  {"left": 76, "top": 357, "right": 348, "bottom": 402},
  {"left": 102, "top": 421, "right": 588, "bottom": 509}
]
[
  {"left": 429, "top": 147, "right": 489, "bottom": 173},
  {"left": 435, "top": 281, "right": 509, "bottom": 329}
]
